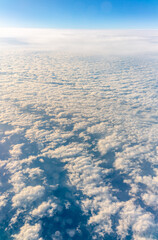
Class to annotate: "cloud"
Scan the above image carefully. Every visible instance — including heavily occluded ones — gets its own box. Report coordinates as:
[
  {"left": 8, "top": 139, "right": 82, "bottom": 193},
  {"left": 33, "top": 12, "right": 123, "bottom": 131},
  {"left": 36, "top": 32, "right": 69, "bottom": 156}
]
[
  {"left": 5, "top": 127, "right": 24, "bottom": 137},
  {"left": 117, "top": 199, "right": 158, "bottom": 239},
  {"left": 62, "top": 153, "right": 122, "bottom": 236},
  {"left": 12, "top": 185, "right": 45, "bottom": 207},
  {"left": 42, "top": 143, "right": 84, "bottom": 159},
  {"left": 9, "top": 170, "right": 26, "bottom": 193},
  {"left": 31, "top": 200, "right": 57, "bottom": 218},
  {"left": 73, "top": 121, "right": 88, "bottom": 131},
  {"left": 0, "top": 28, "right": 158, "bottom": 55},
  {"left": 0, "top": 39, "right": 158, "bottom": 239},
  {"left": 0, "top": 194, "right": 8, "bottom": 210},
  {"left": 66, "top": 229, "right": 76, "bottom": 238},
  {"left": 12, "top": 223, "right": 42, "bottom": 240},
  {"left": 24, "top": 167, "right": 43, "bottom": 179},
  {"left": 0, "top": 37, "right": 28, "bottom": 46},
  {"left": 9, "top": 144, "right": 24, "bottom": 159},
  {"left": 87, "top": 122, "right": 107, "bottom": 135},
  {"left": 98, "top": 132, "right": 123, "bottom": 155}
]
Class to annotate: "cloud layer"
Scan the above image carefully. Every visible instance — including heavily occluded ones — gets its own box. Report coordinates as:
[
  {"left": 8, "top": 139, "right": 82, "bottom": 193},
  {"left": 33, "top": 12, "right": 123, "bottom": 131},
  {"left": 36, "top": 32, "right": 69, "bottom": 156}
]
[
  {"left": 0, "top": 40, "right": 158, "bottom": 239},
  {"left": 0, "top": 28, "right": 158, "bottom": 55}
]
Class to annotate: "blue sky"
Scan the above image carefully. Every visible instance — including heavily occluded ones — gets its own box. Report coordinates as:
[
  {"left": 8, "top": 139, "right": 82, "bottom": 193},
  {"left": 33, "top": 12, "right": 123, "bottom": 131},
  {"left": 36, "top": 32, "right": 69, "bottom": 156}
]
[{"left": 0, "top": 0, "right": 158, "bottom": 29}]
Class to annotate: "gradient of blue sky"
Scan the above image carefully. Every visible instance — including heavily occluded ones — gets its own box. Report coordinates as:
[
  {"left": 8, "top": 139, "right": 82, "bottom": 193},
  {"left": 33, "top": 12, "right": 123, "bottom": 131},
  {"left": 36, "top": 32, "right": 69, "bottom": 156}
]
[{"left": 0, "top": 0, "right": 158, "bottom": 28}]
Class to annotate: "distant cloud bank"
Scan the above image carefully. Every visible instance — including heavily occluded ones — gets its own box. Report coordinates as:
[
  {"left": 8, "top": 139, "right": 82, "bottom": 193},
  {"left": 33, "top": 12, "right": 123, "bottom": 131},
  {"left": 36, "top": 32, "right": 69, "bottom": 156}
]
[{"left": 0, "top": 28, "right": 158, "bottom": 55}]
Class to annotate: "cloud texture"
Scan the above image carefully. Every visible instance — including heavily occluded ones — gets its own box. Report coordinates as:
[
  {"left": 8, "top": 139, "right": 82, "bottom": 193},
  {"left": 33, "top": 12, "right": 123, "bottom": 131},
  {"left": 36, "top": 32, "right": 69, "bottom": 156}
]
[{"left": 0, "top": 31, "right": 158, "bottom": 239}]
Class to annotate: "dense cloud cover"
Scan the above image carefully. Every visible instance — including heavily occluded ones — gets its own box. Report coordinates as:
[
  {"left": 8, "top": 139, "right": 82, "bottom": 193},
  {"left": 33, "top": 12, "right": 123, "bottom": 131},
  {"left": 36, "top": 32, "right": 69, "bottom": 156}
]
[
  {"left": 0, "top": 30, "right": 158, "bottom": 239},
  {"left": 1, "top": 28, "right": 158, "bottom": 55}
]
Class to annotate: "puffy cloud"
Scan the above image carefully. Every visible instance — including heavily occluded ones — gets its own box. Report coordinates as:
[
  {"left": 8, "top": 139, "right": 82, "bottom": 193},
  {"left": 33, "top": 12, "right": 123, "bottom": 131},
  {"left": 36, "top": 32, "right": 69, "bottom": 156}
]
[
  {"left": 63, "top": 154, "right": 122, "bottom": 236},
  {"left": 5, "top": 127, "right": 24, "bottom": 136},
  {"left": 12, "top": 223, "right": 42, "bottom": 240},
  {"left": 24, "top": 167, "right": 43, "bottom": 179},
  {"left": 142, "top": 192, "right": 158, "bottom": 208},
  {"left": 87, "top": 122, "right": 107, "bottom": 135},
  {"left": 9, "top": 144, "right": 24, "bottom": 159},
  {"left": 42, "top": 143, "right": 84, "bottom": 159},
  {"left": 73, "top": 121, "right": 88, "bottom": 131},
  {"left": 0, "top": 194, "right": 8, "bottom": 210},
  {"left": 31, "top": 200, "right": 57, "bottom": 218},
  {"left": 9, "top": 170, "right": 26, "bottom": 193},
  {"left": 117, "top": 199, "right": 158, "bottom": 239},
  {"left": 12, "top": 185, "right": 45, "bottom": 207},
  {"left": 98, "top": 132, "right": 123, "bottom": 155}
]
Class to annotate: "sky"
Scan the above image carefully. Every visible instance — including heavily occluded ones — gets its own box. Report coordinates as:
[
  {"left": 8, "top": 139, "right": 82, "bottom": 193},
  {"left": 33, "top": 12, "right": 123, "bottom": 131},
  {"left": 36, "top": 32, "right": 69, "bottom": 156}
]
[{"left": 0, "top": 0, "right": 158, "bottom": 29}]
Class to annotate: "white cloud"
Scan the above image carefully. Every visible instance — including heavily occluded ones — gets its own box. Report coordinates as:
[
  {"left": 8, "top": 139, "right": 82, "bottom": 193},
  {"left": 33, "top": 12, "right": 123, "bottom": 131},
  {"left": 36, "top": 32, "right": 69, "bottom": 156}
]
[
  {"left": 31, "top": 200, "right": 57, "bottom": 218},
  {"left": 9, "top": 144, "right": 24, "bottom": 159},
  {"left": 73, "top": 121, "right": 88, "bottom": 131},
  {"left": 142, "top": 192, "right": 158, "bottom": 208},
  {"left": 62, "top": 154, "right": 122, "bottom": 236},
  {"left": 12, "top": 223, "right": 42, "bottom": 240},
  {"left": 117, "top": 199, "right": 158, "bottom": 239},
  {"left": 98, "top": 132, "right": 123, "bottom": 155},
  {"left": 5, "top": 127, "right": 24, "bottom": 136},
  {"left": 9, "top": 170, "right": 26, "bottom": 193},
  {"left": 12, "top": 185, "right": 45, "bottom": 207},
  {"left": 87, "top": 122, "right": 107, "bottom": 135},
  {"left": 0, "top": 28, "right": 158, "bottom": 55},
  {"left": 0, "top": 194, "right": 8, "bottom": 210},
  {"left": 42, "top": 143, "right": 84, "bottom": 159},
  {"left": 24, "top": 167, "right": 43, "bottom": 179}
]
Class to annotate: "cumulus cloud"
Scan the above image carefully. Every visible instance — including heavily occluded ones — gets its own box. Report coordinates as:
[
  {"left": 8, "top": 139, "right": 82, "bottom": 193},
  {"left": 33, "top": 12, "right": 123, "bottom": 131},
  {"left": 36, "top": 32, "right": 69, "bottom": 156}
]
[
  {"left": 0, "top": 40, "right": 157, "bottom": 239},
  {"left": 142, "top": 192, "right": 158, "bottom": 208},
  {"left": 5, "top": 127, "right": 24, "bottom": 136},
  {"left": 62, "top": 154, "right": 122, "bottom": 236},
  {"left": 42, "top": 143, "right": 84, "bottom": 159},
  {"left": 9, "top": 144, "right": 24, "bottom": 159},
  {"left": 0, "top": 194, "right": 8, "bottom": 210},
  {"left": 117, "top": 199, "right": 158, "bottom": 239},
  {"left": 24, "top": 167, "right": 43, "bottom": 179},
  {"left": 31, "top": 200, "right": 57, "bottom": 218},
  {"left": 9, "top": 170, "right": 26, "bottom": 193},
  {"left": 12, "top": 223, "right": 42, "bottom": 240},
  {"left": 98, "top": 132, "right": 123, "bottom": 155},
  {"left": 12, "top": 185, "right": 45, "bottom": 207},
  {"left": 87, "top": 122, "right": 107, "bottom": 135}
]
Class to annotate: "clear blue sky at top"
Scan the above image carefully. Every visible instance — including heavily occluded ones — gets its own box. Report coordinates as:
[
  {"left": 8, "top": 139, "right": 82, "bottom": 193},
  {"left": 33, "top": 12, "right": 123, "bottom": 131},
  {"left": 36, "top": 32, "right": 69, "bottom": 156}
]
[{"left": 0, "top": 0, "right": 158, "bottom": 29}]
